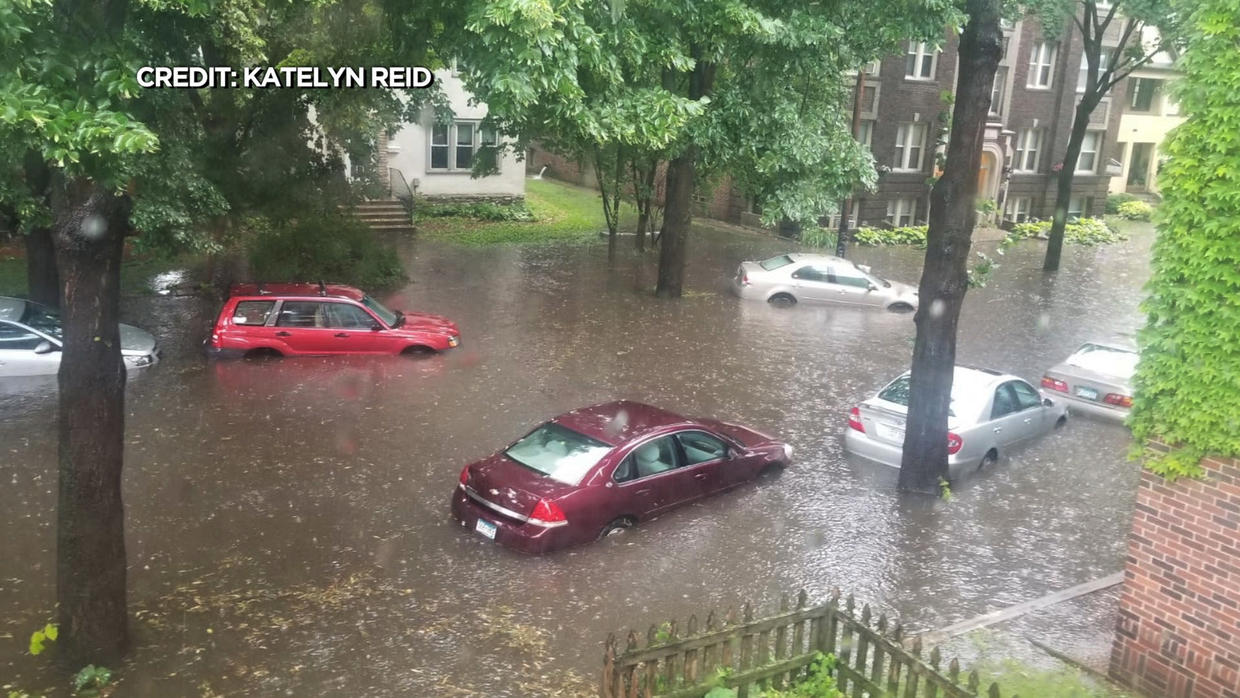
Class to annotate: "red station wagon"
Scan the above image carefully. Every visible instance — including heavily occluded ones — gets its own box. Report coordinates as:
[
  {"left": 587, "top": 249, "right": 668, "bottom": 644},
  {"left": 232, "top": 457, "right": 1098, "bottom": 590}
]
[
  {"left": 450, "top": 401, "right": 791, "bottom": 554},
  {"left": 205, "top": 282, "right": 460, "bottom": 358}
]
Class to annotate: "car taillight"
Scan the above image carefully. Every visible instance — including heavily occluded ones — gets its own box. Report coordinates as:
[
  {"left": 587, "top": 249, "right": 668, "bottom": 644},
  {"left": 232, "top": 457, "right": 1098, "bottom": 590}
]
[
  {"left": 209, "top": 331, "right": 221, "bottom": 348},
  {"left": 737, "top": 268, "right": 750, "bottom": 286},
  {"left": 1104, "top": 393, "right": 1133, "bottom": 408},
  {"left": 947, "top": 432, "right": 963, "bottom": 455},
  {"left": 847, "top": 407, "right": 865, "bottom": 432},
  {"left": 459, "top": 466, "right": 470, "bottom": 487},
  {"left": 529, "top": 498, "right": 567, "bottom": 526},
  {"left": 1041, "top": 376, "right": 1068, "bottom": 392}
]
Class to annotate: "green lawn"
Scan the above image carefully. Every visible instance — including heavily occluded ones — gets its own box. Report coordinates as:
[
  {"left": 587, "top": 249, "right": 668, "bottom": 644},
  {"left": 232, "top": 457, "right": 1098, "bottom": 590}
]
[
  {"left": 416, "top": 178, "right": 638, "bottom": 246},
  {"left": 0, "top": 250, "right": 192, "bottom": 298}
]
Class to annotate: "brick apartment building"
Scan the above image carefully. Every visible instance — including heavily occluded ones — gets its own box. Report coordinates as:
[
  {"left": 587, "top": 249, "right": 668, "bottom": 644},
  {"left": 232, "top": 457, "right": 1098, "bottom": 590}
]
[{"left": 839, "top": 13, "right": 1127, "bottom": 230}]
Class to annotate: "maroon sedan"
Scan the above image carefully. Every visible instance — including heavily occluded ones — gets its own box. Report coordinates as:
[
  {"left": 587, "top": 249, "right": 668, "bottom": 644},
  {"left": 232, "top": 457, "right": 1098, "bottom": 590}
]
[{"left": 450, "top": 401, "right": 791, "bottom": 554}]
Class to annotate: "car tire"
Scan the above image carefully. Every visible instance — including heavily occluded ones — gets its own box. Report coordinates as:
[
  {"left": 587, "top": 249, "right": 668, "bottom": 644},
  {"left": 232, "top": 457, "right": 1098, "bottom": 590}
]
[
  {"left": 888, "top": 302, "right": 915, "bottom": 313},
  {"left": 1055, "top": 415, "right": 1068, "bottom": 429},
  {"left": 599, "top": 517, "right": 634, "bottom": 539},
  {"left": 768, "top": 293, "right": 797, "bottom": 306},
  {"left": 979, "top": 449, "right": 999, "bottom": 470},
  {"left": 244, "top": 348, "right": 282, "bottom": 360},
  {"left": 758, "top": 462, "right": 786, "bottom": 481},
  {"left": 402, "top": 345, "right": 436, "bottom": 357}
]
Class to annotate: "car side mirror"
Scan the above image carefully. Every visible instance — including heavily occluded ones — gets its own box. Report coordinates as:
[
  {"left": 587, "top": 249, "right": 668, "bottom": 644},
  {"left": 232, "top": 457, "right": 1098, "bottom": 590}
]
[
  {"left": 868, "top": 283, "right": 878, "bottom": 292},
  {"left": 370, "top": 323, "right": 383, "bottom": 331},
  {"left": 1042, "top": 397, "right": 1053, "bottom": 407},
  {"left": 34, "top": 340, "right": 56, "bottom": 355}
]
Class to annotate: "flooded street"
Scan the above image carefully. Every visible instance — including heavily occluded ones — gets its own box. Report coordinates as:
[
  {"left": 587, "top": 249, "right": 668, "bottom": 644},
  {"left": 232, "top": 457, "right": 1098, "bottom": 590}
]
[{"left": 1, "top": 223, "right": 1151, "bottom": 696}]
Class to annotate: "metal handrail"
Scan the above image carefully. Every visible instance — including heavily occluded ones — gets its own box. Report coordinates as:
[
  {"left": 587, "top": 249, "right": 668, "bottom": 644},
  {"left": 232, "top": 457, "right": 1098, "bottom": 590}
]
[{"left": 388, "top": 167, "right": 415, "bottom": 201}]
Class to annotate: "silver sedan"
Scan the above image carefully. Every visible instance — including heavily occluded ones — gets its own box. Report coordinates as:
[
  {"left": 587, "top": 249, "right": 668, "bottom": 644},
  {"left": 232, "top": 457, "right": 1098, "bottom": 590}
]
[
  {"left": 1041, "top": 341, "right": 1138, "bottom": 421},
  {"left": 843, "top": 365, "right": 1069, "bottom": 476},
  {"left": 732, "top": 253, "right": 919, "bottom": 311},
  {"left": 0, "top": 296, "right": 159, "bottom": 377}
]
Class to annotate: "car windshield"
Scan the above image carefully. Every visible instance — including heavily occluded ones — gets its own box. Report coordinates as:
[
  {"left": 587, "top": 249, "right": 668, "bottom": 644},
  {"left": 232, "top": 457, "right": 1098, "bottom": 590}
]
[
  {"left": 859, "top": 268, "right": 892, "bottom": 288},
  {"left": 360, "top": 295, "right": 399, "bottom": 327},
  {"left": 19, "top": 301, "right": 63, "bottom": 340},
  {"left": 504, "top": 422, "right": 613, "bottom": 486},
  {"left": 877, "top": 375, "right": 956, "bottom": 417},
  {"left": 1066, "top": 343, "right": 1139, "bottom": 378},
  {"left": 759, "top": 255, "right": 794, "bottom": 271}
]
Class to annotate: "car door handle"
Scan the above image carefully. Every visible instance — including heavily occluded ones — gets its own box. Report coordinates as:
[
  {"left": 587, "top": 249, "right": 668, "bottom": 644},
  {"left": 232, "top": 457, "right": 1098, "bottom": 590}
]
[
  {"left": 275, "top": 331, "right": 291, "bottom": 337},
  {"left": 635, "top": 488, "right": 652, "bottom": 496},
  {"left": 993, "top": 426, "right": 1003, "bottom": 433},
  {"left": 334, "top": 333, "right": 350, "bottom": 338},
  {"left": 693, "top": 473, "right": 708, "bottom": 480},
  {"left": 1023, "top": 418, "right": 1033, "bottom": 424}
]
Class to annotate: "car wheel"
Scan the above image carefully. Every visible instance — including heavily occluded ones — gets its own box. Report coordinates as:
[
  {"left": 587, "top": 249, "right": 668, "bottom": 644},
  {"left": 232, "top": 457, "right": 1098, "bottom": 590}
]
[
  {"left": 599, "top": 517, "right": 635, "bottom": 539},
  {"left": 888, "top": 302, "right": 915, "bottom": 313},
  {"left": 979, "top": 449, "right": 999, "bottom": 470},
  {"left": 244, "top": 348, "right": 282, "bottom": 360},
  {"left": 768, "top": 293, "right": 797, "bottom": 306},
  {"left": 758, "top": 462, "right": 786, "bottom": 481},
  {"left": 1055, "top": 415, "right": 1068, "bottom": 429},
  {"left": 402, "top": 345, "right": 436, "bottom": 357}
]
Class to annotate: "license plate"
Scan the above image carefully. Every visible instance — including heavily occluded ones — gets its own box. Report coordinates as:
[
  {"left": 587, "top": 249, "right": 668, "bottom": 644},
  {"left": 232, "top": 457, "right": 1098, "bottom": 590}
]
[
  {"left": 474, "top": 518, "right": 497, "bottom": 540},
  {"left": 1075, "top": 386, "right": 1099, "bottom": 401},
  {"left": 875, "top": 423, "right": 905, "bottom": 442}
]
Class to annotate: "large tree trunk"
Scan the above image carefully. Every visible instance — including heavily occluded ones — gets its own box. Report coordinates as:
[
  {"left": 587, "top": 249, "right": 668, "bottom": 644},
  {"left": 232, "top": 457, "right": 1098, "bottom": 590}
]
[
  {"left": 656, "top": 149, "right": 696, "bottom": 298},
  {"left": 52, "top": 175, "right": 131, "bottom": 666},
  {"left": 26, "top": 226, "right": 60, "bottom": 307},
  {"left": 1043, "top": 98, "right": 1099, "bottom": 271},
  {"left": 899, "top": 0, "right": 1002, "bottom": 493}
]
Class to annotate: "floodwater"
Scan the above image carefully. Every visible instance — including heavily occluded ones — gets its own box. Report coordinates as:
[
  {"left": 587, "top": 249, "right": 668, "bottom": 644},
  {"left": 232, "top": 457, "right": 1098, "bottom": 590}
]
[{"left": 0, "top": 221, "right": 1152, "bottom": 696}]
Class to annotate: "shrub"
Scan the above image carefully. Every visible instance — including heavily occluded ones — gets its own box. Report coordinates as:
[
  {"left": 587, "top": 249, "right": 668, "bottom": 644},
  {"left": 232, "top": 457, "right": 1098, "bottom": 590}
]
[
  {"left": 417, "top": 201, "right": 535, "bottom": 222},
  {"left": 1106, "top": 192, "right": 1139, "bottom": 214},
  {"left": 799, "top": 227, "right": 838, "bottom": 249},
  {"left": 852, "top": 225, "right": 928, "bottom": 246},
  {"left": 248, "top": 215, "right": 406, "bottom": 289},
  {"left": 1006, "top": 217, "right": 1126, "bottom": 246},
  {"left": 1116, "top": 200, "right": 1153, "bottom": 221}
]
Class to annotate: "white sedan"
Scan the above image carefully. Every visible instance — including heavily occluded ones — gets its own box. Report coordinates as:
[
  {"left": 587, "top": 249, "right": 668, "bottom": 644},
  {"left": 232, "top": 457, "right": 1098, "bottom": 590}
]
[
  {"left": 732, "top": 253, "right": 919, "bottom": 311},
  {"left": 0, "top": 296, "right": 159, "bottom": 377}
]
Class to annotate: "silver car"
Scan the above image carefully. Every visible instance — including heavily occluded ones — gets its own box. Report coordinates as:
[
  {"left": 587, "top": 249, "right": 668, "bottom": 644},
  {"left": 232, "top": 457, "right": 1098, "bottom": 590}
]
[
  {"left": 1041, "top": 341, "right": 1138, "bottom": 421},
  {"left": 0, "top": 296, "right": 159, "bottom": 377},
  {"left": 844, "top": 365, "right": 1069, "bottom": 474},
  {"left": 732, "top": 253, "right": 919, "bottom": 311}
]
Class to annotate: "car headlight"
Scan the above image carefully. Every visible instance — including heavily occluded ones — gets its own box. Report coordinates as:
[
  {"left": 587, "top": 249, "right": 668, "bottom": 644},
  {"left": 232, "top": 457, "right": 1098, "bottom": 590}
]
[
  {"left": 448, "top": 335, "right": 459, "bottom": 347},
  {"left": 124, "top": 355, "right": 152, "bottom": 367},
  {"left": 784, "top": 443, "right": 794, "bottom": 459}
]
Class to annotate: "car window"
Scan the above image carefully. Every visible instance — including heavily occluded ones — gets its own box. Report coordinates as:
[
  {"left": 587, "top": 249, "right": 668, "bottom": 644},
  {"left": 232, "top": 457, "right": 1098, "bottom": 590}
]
[
  {"left": 276, "top": 301, "right": 325, "bottom": 328},
  {"left": 791, "top": 265, "right": 827, "bottom": 282},
  {"left": 18, "top": 301, "right": 62, "bottom": 340},
  {"left": 612, "top": 455, "right": 635, "bottom": 483},
  {"left": 990, "top": 383, "right": 1019, "bottom": 419},
  {"left": 504, "top": 422, "right": 612, "bottom": 486},
  {"left": 0, "top": 322, "right": 43, "bottom": 351},
  {"left": 232, "top": 301, "right": 275, "bottom": 326},
  {"left": 677, "top": 431, "right": 728, "bottom": 464},
  {"left": 1012, "top": 380, "right": 1043, "bottom": 410},
  {"left": 630, "top": 437, "right": 681, "bottom": 478},
  {"left": 1066, "top": 343, "right": 1139, "bottom": 377},
  {"left": 828, "top": 266, "right": 871, "bottom": 288},
  {"left": 759, "top": 255, "right": 794, "bottom": 271},
  {"left": 324, "top": 302, "right": 376, "bottom": 329},
  {"left": 876, "top": 374, "right": 956, "bottom": 417}
]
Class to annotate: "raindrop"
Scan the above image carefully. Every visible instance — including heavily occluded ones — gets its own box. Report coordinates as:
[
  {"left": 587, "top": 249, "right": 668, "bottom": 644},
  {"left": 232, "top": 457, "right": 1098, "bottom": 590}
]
[
  {"left": 80, "top": 214, "right": 107, "bottom": 239},
  {"left": 929, "top": 299, "right": 946, "bottom": 318},
  {"left": 1038, "top": 313, "right": 1051, "bottom": 330}
]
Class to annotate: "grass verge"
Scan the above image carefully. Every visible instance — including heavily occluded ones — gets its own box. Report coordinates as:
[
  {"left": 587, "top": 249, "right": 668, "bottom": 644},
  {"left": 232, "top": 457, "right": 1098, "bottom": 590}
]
[
  {"left": 0, "top": 249, "right": 196, "bottom": 298},
  {"left": 416, "top": 178, "right": 638, "bottom": 246}
]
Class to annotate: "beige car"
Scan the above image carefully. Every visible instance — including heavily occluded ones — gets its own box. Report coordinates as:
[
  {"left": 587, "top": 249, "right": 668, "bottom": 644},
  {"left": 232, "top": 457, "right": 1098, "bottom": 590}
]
[{"left": 732, "top": 253, "right": 919, "bottom": 311}]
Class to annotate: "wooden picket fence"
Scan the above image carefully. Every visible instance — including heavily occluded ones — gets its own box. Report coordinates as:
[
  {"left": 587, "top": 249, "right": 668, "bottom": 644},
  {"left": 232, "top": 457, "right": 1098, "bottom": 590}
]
[{"left": 601, "top": 590, "right": 1018, "bottom": 698}]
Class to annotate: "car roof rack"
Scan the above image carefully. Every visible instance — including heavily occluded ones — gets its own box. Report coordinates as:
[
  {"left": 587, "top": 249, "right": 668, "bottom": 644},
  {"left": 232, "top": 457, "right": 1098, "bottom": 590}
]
[
  {"left": 318, "top": 280, "right": 327, "bottom": 297},
  {"left": 256, "top": 282, "right": 270, "bottom": 295}
]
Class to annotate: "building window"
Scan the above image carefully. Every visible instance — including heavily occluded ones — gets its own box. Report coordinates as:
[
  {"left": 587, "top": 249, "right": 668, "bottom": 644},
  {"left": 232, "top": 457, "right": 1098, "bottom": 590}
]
[
  {"left": 990, "top": 66, "right": 1008, "bottom": 116},
  {"left": 429, "top": 121, "right": 498, "bottom": 172},
  {"left": 1027, "top": 42, "right": 1057, "bottom": 88},
  {"left": 852, "top": 59, "right": 881, "bottom": 76},
  {"left": 1077, "top": 131, "right": 1101, "bottom": 173},
  {"left": 1067, "top": 196, "right": 1094, "bottom": 220},
  {"left": 858, "top": 84, "right": 879, "bottom": 116},
  {"left": 905, "top": 42, "right": 938, "bottom": 80},
  {"left": 893, "top": 123, "right": 927, "bottom": 172},
  {"left": 1128, "top": 77, "right": 1160, "bottom": 112},
  {"left": 827, "top": 207, "right": 859, "bottom": 230},
  {"left": 1005, "top": 196, "right": 1031, "bottom": 223},
  {"left": 857, "top": 120, "right": 874, "bottom": 148},
  {"left": 1013, "top": 128, "right": 1043, "bottom": 172},
  {"left": 887, "top": 198, "right": 917, "bottom": 226}
]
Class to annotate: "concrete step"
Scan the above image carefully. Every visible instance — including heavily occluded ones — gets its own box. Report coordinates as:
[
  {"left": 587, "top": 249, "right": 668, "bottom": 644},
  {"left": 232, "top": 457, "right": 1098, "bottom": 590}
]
[{"left": 355, "top": 214, "right": 411, "bottom": 223}]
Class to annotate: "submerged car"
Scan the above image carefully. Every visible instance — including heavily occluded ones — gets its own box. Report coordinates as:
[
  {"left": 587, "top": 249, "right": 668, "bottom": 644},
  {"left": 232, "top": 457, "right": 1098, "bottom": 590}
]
[
  {"left": 1041, "top": 341, "right": 1138, "bottom": 421},
  {"left": 0, "top": 296, "right": 159, "bottom": 377},
  {"left": 844, "top": 366, "right": 1068, "bottom": 473},
  {"left": 205, "top": 282, "right": 460, "bottom": 358},
  {"left": 450, "top": 400, "right": 791, "bottom": 554},
  {"left": 732, "top": 253, "right": 919, "bottom": 311}
]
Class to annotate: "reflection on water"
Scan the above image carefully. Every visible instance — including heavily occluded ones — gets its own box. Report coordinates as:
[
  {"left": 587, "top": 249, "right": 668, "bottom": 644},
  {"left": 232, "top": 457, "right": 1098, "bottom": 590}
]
[{"left": 0, "top": 223, "right": 1150, "bottom": 695}]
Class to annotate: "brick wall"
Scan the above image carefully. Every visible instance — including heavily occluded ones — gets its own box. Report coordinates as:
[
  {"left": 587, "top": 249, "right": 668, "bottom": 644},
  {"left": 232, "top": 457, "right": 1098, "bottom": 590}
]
[{"left": 1110, "top": 448, "right": 1240, "bottom": 698}]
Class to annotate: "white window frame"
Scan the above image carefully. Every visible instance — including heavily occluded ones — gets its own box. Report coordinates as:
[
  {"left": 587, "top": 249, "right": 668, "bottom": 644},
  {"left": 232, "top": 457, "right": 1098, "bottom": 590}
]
[
  {"left": 827, "top": 207, "right": 859, "bottom": 230},
  {"left": 887, "top": 198, "right": 917, "bottom": 227},
  {"left": 893, "top": 123, "right": 927, "bottom": 172},
  {"left": 849, "top": 59, "right": 881, "bottom": 77},
  {"left": 1067, "top": 195, "right": 1093, "bottom": 220},
  {"left": 1013, "top": 128, "right": 1043, "bottom": 173},
  {"left": 990, "top": 66, "right": 1008, "bottom": 116},
  {"left": 1005, "top": 196, "right": 1031, "bottom": 223},
  {"left": 858, "top": 84, "right": 880, "bottom": 119},
  {"left": 1076, "top": 131, "right": 1101, "bottom": 173},
  {"left": 1027, "top": 41, "right": 1057, "bottom": 88},
  {"left": 905, "top": 42, "right": 938, "bottom": 81},
  {"left": 857, "top": 120, "right": 874, "bottom": 149},
  {"left": 427, "top": 121, "right": 499, "bottom": 173}
]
